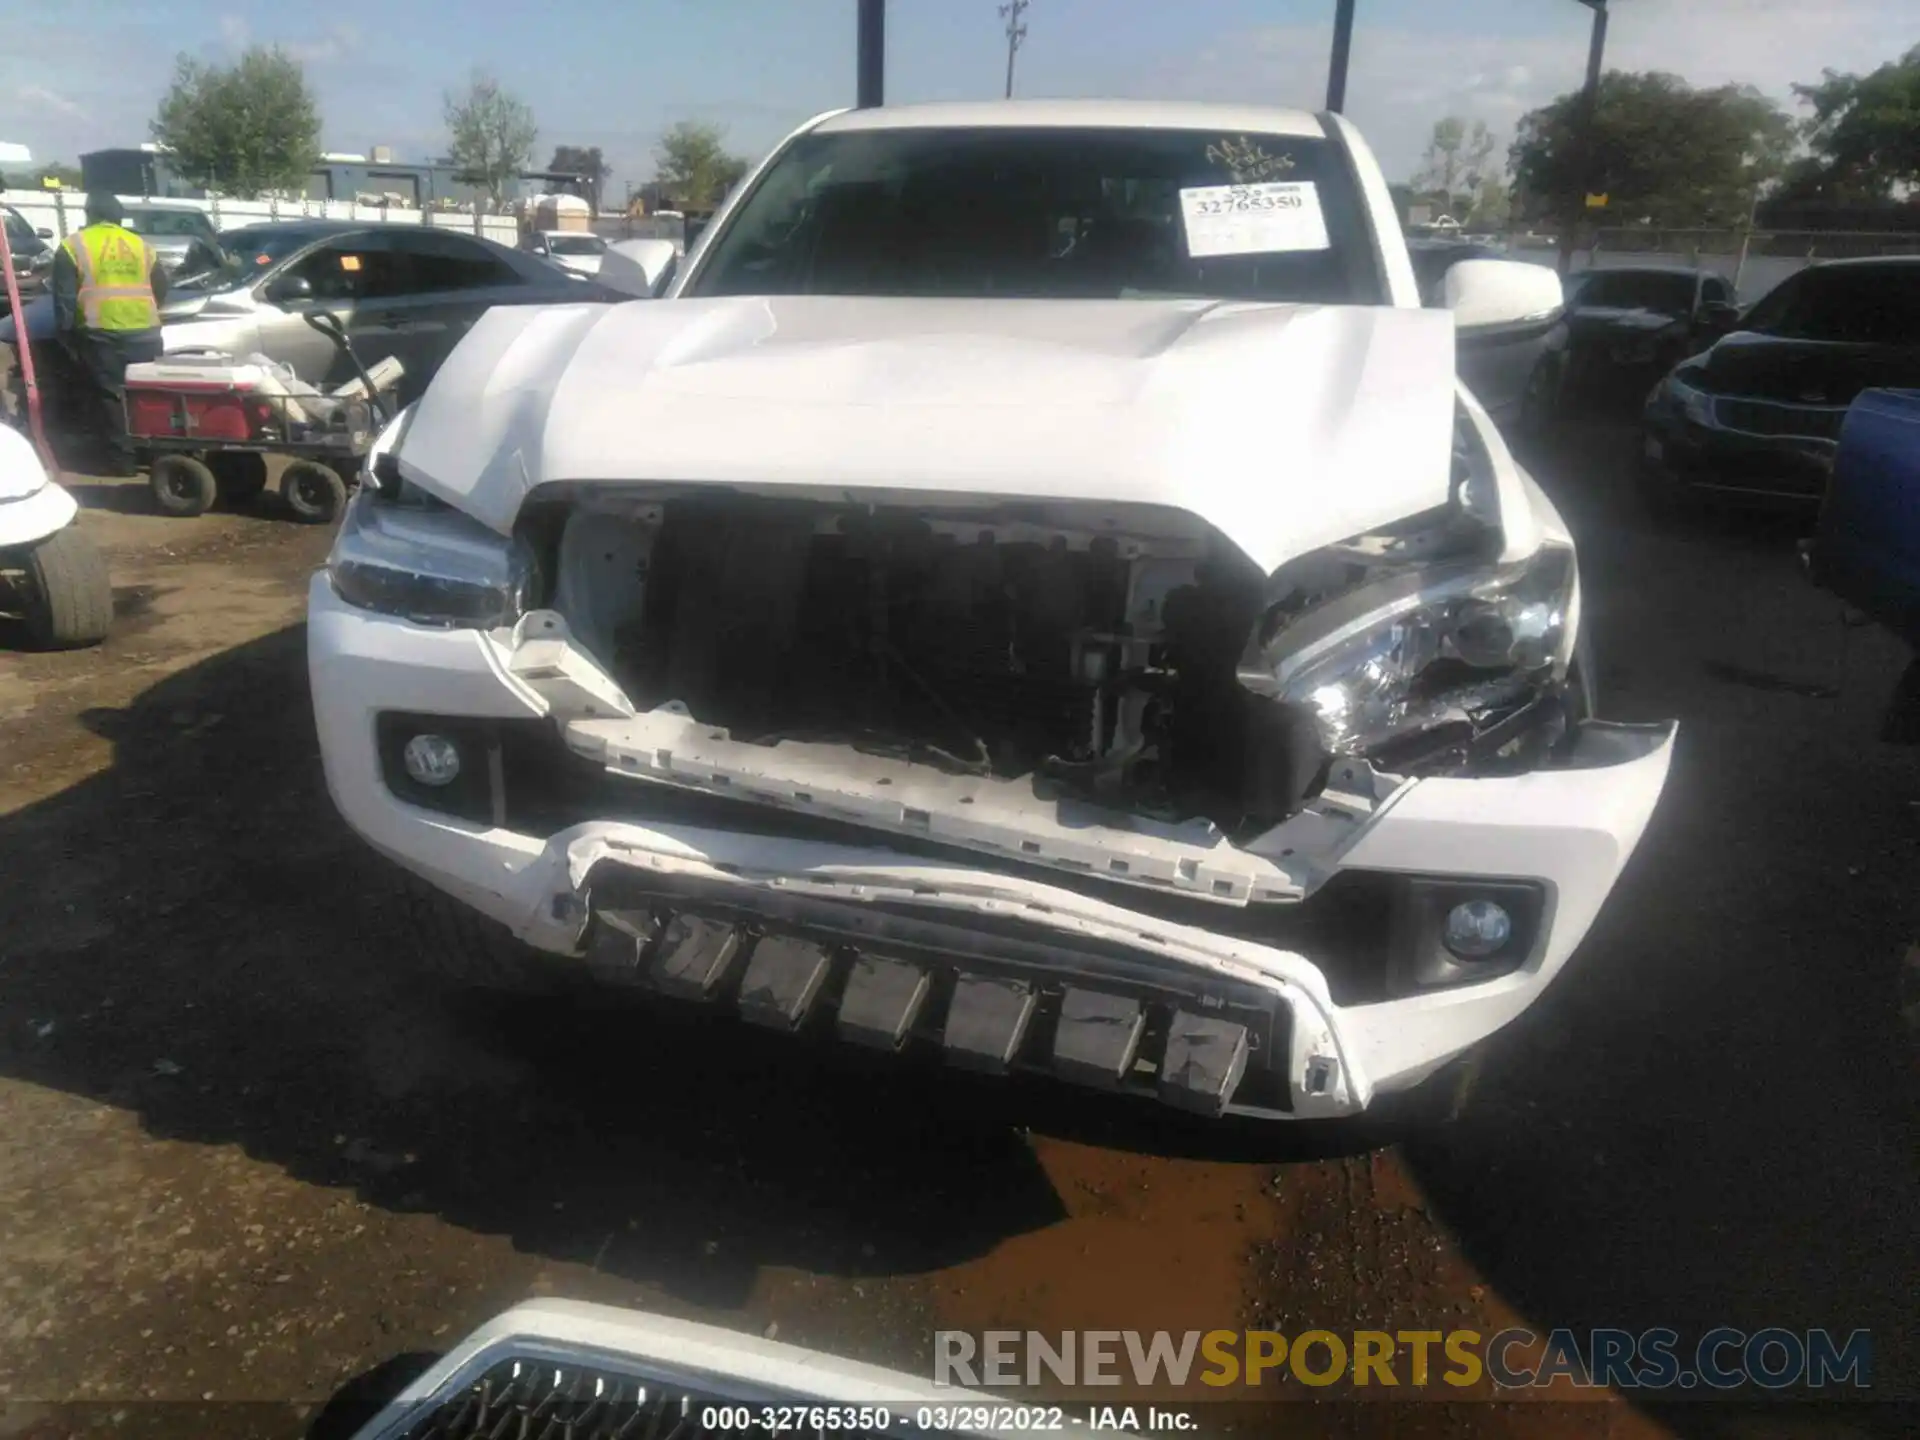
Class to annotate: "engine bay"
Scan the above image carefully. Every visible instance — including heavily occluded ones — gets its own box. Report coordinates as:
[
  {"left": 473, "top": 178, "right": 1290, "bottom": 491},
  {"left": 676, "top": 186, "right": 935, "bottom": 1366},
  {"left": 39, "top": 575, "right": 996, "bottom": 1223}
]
[{"left": 547, "top": 496, "right": 1330, "bottom": 833}]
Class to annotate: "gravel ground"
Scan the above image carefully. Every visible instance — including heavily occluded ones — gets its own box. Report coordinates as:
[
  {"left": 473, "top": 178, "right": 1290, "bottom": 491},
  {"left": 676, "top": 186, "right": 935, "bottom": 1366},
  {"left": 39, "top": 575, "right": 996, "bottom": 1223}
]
[{"left": 0, "top": 426, "right": 1915, "bottom": 1440}]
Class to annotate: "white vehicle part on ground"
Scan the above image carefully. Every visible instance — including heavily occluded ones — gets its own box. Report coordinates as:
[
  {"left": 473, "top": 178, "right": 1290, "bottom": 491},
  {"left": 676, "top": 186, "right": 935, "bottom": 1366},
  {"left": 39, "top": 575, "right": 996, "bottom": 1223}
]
[
  {"left": 0, "top": 423, "right": 76, "bottom": 547},
  {"left": 349, "top": 1298, "right": 1071, "bottom": 1440},
  {"left": 386, "top": 295, "right": 1459, "bottom": 578},
  {"left": 308, "top": 571, "right": 1675, "bottom": 1117}
]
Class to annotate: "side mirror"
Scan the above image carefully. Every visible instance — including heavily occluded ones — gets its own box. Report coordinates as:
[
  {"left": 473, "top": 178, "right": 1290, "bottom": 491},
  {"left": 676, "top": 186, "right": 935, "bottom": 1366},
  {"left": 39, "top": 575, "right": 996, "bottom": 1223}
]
[
  {"left": 598, "top": 238, "right": 678, "bottom": 299},
  {"left": 1443, "top": 258, "right": 1564, "bottom": 334},
  {"left": 265, "top": 272, "right": 314, "bottom": 306},
  {"left": 35, "top": 227, "right": 52, "bottom": 240},
  {"left": 1701, "top": 299, "right": 1741, "bottom": 330}
]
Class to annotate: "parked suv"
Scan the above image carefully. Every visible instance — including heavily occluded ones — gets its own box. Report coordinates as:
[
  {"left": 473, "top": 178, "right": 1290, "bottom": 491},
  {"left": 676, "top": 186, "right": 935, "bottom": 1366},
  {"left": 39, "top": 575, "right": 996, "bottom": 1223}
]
[{"left": 309, "top": 101, "right": 1675, "bottom": 1123}]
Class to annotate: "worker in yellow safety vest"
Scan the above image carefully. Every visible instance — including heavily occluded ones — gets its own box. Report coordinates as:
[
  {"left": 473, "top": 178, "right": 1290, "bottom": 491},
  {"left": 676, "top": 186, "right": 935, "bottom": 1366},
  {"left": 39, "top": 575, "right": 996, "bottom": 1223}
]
[{"left": 51, "top": 192, "right": 170, "bottom": 475}]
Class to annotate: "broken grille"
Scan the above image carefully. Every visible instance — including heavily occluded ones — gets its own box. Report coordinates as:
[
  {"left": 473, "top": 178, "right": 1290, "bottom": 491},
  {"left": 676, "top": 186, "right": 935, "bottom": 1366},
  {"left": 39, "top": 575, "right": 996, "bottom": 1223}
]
[{"left": 580, "top": 870, "right": 1296, "bottom": 1115}]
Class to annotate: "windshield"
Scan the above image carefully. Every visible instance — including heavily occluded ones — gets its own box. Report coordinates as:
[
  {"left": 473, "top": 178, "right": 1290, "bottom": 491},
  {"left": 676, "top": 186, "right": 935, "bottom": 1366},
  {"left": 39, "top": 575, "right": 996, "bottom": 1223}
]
[
  {"left": 548, "top": 234, "right": 606, "bottom": 256},
  {"left": 686, "top": 125, "right": 1382, "bottom": 304},
  {"left": 1572, "top": 269, "right": 1699, "bottom": 314},
  {"left": 220, "top": 227, "right": 338, "bottom": 272},
  {"left": 1743, "top": 264, "right": 1920, "bottom": 344}
]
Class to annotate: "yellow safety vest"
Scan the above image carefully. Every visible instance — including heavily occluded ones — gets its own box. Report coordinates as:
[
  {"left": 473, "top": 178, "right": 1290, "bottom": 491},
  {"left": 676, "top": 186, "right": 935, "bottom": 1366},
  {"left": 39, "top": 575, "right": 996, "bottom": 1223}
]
[{"left": 63, "top": 223, "right": 160, "bottom": 333}]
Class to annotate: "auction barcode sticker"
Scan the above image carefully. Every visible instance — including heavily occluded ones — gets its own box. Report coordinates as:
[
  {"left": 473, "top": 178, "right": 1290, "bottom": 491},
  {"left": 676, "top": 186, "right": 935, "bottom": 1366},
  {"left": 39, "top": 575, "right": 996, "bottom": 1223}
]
[{"left": 1178, "top": 181, "right": 1330, "bottom": 257}]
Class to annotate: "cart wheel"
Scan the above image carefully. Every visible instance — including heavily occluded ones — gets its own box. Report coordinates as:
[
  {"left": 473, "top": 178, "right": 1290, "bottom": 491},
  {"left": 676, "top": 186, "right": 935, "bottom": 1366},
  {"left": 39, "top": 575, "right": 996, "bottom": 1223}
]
[
  {"left": 20, "top": 525, "right": 113, "bottom": 650},
  {"left": 208, "top": 451, "right": 269, "bottom": 506},
  {"left": 150, "top": 455, "right": 218, "bottom": 517},
  {"left": 282, "top": 460, "right": 348, "bottom": 525}
]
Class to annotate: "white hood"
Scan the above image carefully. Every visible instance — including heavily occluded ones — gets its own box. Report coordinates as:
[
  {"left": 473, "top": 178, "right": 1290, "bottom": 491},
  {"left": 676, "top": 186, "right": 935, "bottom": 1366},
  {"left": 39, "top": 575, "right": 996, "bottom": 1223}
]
[{"left": 394, "top": 295, "right": 1458, "bottom": 575}]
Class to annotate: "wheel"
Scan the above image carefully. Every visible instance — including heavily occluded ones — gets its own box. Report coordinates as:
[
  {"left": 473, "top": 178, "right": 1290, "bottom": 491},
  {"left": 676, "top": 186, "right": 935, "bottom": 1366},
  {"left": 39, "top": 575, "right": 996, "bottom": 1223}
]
[
  {"left": 281, "top": 460, "right": 348, "bottom": 525},
  {"left": 1518, "top": 357, "right": 1561, "bottom": 440},
  {"left": 207, "top": 451, "right": 268, "bottom": 505},
  {"left": 398, "top": 878, "right": 566, "bottom": 995},
  {"left": 150, "top": 454, "right": 217, "bottom": 517},
  {"left": 19, "top": 524, "right": 112, "bottom": 649}
]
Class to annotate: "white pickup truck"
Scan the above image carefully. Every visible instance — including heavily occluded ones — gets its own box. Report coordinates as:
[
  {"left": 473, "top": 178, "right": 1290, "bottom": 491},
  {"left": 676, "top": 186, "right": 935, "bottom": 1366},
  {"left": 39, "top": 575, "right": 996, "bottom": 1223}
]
[{"left": 308, "top": 101, "right": 1676, "bottom": 1122}]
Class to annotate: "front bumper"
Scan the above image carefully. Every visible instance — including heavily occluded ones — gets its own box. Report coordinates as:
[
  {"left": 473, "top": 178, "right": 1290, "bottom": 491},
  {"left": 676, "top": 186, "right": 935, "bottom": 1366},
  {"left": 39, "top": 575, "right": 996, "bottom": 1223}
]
[
  {"left": 1642, "top": 400, "right": 1835, "bottom": 502},
  {"left": 309, "top": 575, "right": 1676, "bottom": 1121}
]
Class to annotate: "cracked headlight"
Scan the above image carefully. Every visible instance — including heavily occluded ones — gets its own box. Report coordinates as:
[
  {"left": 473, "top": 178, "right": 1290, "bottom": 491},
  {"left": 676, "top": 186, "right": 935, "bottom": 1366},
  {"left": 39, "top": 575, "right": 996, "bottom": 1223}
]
[
  {"left": 327, "top": 487, "right": 537, "bottom": 629},
  {"left": 1242, "top": 546, "right": 1576, "bottom": 757}
]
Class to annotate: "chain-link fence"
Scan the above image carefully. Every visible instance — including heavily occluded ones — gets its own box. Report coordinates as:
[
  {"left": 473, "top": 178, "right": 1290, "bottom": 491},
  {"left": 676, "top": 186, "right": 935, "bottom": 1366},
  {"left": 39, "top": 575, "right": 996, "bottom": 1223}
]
[{"left": 1506, "top": 228, "right": 1920, "bottom": 303}]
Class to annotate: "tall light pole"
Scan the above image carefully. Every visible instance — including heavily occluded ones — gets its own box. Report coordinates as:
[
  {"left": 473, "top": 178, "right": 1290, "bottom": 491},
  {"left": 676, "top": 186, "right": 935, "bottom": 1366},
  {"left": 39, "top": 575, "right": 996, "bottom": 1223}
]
[
  {"left": 857, "top": 0, "right": 885, "bottom": 108},
  {"left": 1326, "top": 0, "right": 1356, "bottom": 113},
  {"left": 1001, "top": 0, "right": 1030, "bottom": 99},
  {"left": 1560, "top": 0, "right": 1609, "bottom": 275}
]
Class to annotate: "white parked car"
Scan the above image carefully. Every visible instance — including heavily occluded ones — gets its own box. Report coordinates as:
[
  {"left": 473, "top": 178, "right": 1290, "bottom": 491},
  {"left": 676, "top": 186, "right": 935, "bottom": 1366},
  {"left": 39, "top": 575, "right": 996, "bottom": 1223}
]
[
  {"left": 309, "top": 101, "right": 1675, "bottom": 1122},
  {"left": 0, "top": 423, "right": 110, "bottom": 648},
  {"left": 521, "top": 229, "right": 608, "bottom": 280}
]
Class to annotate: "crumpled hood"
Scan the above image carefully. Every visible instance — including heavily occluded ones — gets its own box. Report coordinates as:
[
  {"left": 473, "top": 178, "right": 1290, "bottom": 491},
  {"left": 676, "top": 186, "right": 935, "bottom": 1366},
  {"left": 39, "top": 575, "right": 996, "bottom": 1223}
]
[{"left": 393, "top": 294, "right": 1459, "bottom": 575}]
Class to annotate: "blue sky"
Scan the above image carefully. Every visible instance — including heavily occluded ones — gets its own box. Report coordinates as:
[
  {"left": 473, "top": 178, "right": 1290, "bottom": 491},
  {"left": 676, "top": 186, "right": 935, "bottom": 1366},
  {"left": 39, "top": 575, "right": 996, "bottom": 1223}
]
[{"left": 2, "top": 0, "right": 1910, "bottom": 192}]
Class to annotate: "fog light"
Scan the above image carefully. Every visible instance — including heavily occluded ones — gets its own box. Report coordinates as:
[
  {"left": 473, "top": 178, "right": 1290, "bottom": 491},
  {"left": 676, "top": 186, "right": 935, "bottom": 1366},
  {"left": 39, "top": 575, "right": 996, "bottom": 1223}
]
[
  {"left": 1443, "top": 899, "right": 1512, "bottom": 959},
  {"left": 401, "top": 733, "right": 461, "bottom": 787}
]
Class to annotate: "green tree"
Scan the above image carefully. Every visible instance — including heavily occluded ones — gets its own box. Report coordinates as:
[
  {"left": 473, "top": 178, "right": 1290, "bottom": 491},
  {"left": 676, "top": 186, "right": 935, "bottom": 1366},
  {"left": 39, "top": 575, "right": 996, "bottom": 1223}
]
[
  {"left": 1466, "top": 175, "right": 1512, "bottom": 230},
  {"left": 548, "top": 144, "right": 611, "bottom": 214},
  {"left": 35, "top": 162, "right": 83, "bottom": 190},
  {"left": 1413, "top": 117, "right": 1498, "bottom": 215},
  {"left": 444, "top": 71, "right": 537, "bottom": 212},
  {"left": 653, "top": 121, "right": 748, "bottom": 211},
  {"left": 150, "top": 46, "right": 321, "bottom": 198},
  {"left": 1509, "top": 72, "right": 1794, "bottom": 228},
  {"left": 1788, "top": 43, "right": 1920, "bottom": 200}
]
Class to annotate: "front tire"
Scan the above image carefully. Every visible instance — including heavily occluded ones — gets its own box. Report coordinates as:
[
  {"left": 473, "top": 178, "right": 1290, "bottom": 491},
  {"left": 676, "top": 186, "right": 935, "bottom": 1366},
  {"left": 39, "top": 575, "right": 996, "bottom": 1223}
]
[
  {"left": 1636, "top": 452, "right": 1699, "bottom": 525},
  {"left": 20, "top": 524, "right": 112, "bottom": 649},
  {"left": 150, "top": 455, "right": 217, "bottom": 517},
  {"left": 281, "top": 460, "right": 348, "bottom": 525},
  {"left": 1518, "top": 357, "right": 1561, "bottom": 440}
]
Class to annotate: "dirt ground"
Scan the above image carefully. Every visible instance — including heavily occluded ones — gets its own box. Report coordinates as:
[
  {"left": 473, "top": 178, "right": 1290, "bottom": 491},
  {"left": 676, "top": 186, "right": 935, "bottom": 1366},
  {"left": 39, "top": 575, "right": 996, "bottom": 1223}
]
[{"left": 1, "top": 433, "right": 1916, "bottom": 1440}]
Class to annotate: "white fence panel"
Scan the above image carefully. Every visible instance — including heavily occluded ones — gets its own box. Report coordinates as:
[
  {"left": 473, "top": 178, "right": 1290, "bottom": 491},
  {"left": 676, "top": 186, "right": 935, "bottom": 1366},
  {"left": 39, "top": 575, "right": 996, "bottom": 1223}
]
[{"left": 5, "top": 192, "right": 514, "bottom": 247}]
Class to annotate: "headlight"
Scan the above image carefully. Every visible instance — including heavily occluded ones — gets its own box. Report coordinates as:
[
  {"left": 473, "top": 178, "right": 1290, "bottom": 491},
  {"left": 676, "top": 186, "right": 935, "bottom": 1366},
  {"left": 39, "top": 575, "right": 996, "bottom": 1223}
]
[
  {"left": 326, "top": 487, "right": 537, "bottom": 628},
  {"left": 1668, "top": 372, "right": 1715, "bottom": 427},
  {"left": 1242, "top": 546, "right": 1575, "bottom": 757}
]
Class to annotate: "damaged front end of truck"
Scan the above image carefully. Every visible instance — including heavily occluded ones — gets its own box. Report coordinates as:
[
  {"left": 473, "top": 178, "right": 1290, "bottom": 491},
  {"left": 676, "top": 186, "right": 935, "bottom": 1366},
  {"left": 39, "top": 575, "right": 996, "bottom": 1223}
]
[{"left": 309, "top": 296, "right": 1674, "bottom": 1121}]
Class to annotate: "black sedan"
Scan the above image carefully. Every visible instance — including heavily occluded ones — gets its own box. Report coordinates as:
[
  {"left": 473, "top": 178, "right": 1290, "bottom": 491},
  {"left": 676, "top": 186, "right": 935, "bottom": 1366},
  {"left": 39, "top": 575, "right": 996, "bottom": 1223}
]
[
  {"left": 2, "top": 202, "right": 55, "bottom": 306},
  {"left": 1641, "top": 257, "right": 1920, "bottom": 514},
  {"left": 1526, "top": 264, "right": 1742, "bottom": 424}
]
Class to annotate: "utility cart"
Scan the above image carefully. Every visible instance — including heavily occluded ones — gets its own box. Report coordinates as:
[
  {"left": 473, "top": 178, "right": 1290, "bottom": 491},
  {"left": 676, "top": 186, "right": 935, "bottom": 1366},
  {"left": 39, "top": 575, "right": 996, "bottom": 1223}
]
[{"left": 123, "top": 311, "right": 402, "bottom": 526}]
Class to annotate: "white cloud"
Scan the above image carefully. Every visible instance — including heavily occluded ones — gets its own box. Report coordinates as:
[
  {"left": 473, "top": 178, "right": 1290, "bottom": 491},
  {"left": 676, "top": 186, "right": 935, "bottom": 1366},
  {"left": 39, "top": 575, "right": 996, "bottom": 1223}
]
[
  {"left": 218, "top": 13, "right": 249, "bottom": 50},
  {"left": 19, "top": 86, "right": 84, "bottom": 122}
]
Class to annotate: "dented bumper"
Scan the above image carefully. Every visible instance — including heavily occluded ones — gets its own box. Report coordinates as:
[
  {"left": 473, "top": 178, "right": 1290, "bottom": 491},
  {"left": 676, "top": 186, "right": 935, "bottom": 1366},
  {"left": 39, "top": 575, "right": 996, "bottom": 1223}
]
[{"left": 309, "top": 575, "right": 1675, "bottom": 1119}]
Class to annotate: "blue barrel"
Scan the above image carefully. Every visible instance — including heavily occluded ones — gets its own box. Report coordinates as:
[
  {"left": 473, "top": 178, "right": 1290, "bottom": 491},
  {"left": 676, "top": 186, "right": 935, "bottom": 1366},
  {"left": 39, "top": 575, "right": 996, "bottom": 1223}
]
[{"left": 1809, "top": 388, "right": 1920, "bottom": 647}]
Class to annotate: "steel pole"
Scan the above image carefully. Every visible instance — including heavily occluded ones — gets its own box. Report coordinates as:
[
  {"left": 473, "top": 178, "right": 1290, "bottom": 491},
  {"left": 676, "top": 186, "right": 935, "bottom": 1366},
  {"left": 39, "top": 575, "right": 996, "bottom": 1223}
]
[
  {"left": 1326, "top": 0, "right": 1356, "bottom": 113},
  {"left": 857, "top": 0, "right": 885, "bottom": 108},
  {"left": 1560, "top": 1, "right": 1608, "bottom": 275}
]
